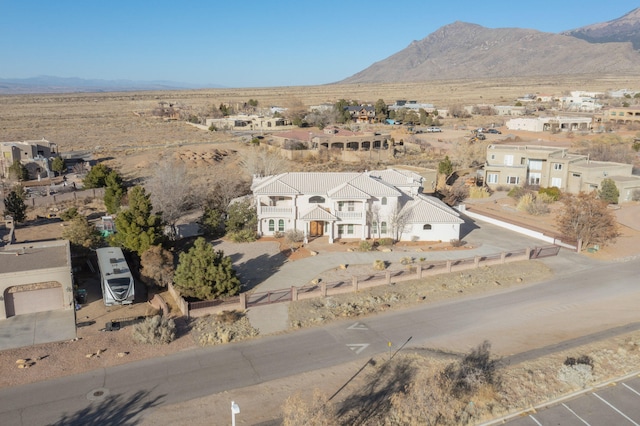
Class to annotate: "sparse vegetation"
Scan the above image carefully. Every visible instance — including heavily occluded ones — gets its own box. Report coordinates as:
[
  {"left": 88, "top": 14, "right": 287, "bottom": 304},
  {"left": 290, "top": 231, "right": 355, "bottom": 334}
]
[{"left": 131, "top": 315, "right": 176, "bottom": 345}]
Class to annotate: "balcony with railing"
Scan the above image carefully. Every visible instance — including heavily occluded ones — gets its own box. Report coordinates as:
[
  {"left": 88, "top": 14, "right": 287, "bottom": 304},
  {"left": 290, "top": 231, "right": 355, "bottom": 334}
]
[{"left": 335, "top": 210, "right": 363, "bottom": 219}]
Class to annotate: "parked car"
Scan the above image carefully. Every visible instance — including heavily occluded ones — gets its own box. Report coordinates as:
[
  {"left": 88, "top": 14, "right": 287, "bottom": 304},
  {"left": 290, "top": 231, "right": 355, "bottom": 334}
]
[
  {"left": 426, "top": 127, "right": 442, "bottom": 133},
  {"left": 487, "top": 128, "right": 501, "bottom": 134}
]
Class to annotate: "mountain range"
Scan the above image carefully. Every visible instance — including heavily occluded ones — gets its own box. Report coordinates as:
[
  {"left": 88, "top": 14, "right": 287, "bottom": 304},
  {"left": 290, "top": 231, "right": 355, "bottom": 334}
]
[
  {"left": 2, "top": 8, "right": 640, "bottom": 93},
  {"left": 340, "top": 8, "right": 640, "bottom": 84}
]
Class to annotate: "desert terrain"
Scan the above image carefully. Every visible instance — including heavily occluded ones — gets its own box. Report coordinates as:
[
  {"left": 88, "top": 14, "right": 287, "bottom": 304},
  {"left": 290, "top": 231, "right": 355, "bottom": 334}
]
[{"left": 2, "top": 77, "right": 640, "bottom": 424}]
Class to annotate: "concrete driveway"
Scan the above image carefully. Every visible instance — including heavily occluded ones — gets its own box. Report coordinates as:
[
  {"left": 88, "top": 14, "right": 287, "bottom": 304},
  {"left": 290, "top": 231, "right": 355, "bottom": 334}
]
[{"left": 0, "top": 309, "right": 76, "bottom": 351}]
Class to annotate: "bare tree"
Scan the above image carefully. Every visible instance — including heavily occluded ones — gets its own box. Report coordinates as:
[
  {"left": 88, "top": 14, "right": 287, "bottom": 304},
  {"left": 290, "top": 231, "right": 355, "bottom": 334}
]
[
  {"left": 146, "top": 159, "right": 196, "bottom": 238},
  {"left": 240, "top": 146, "right": 289, "bottom": 177},
  {"left": 389, "top": 205, "right": 412, "bottom": 242},
  {"left": 367, "top": 204, "right": 382, "bottom": 240},
  {"left": 558, "top": 191, "right": 619, "bottom": 250}
]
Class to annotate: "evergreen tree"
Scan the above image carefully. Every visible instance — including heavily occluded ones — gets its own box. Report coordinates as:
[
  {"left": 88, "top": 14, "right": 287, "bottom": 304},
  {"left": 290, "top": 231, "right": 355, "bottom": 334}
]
[
  {"left": 83, "top": 163, "right": 111, "bottom": 188},
  {"left": 438, "top": 156, "right": 454, "bottom": 176},
  {"left": 51, "top": 156, "right": 66, "bottom": 175},
  {"left": 103, "top": 170, "right": 125, "bottom": 214},
  {"left": 3, "top": 190, "right": 27, "bottom": 222},
  {"left": 113, "top": 186, "right": 163, "bottom": 255},
  {"left": 225, "top": 199, "right": 257, "bottom": 242},
  {"left": 599, "top": 178, "right": 619, "bottom": 204},
  {"left": 173, "top": 237, "right": 240, "bottom": 300},
  {"left": 9, "top": 160, "right": 29, "bottom": 181}
]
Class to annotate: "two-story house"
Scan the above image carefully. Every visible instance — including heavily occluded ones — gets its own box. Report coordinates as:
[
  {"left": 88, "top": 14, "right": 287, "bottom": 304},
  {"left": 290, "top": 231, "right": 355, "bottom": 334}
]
[
  {"left": 0, "top": 139, "right": 58, "bottom": 179},
  {"left": 484, "top": 145, "right": 640, "bottom": 201},
  {"left": 252, "top": 169, "right": 463, "bottom": 243}
]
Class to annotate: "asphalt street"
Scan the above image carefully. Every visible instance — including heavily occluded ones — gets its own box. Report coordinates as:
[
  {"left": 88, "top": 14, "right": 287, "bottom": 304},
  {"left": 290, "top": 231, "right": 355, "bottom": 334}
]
[{"left": 1, "top": 259, "right": 639, "bottom": 425}]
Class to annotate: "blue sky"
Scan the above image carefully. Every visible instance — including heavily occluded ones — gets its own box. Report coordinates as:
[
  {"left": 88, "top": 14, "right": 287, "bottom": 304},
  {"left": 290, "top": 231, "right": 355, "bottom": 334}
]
[{"left": 0, "top": 1, "right": 635, "bottom": 88}]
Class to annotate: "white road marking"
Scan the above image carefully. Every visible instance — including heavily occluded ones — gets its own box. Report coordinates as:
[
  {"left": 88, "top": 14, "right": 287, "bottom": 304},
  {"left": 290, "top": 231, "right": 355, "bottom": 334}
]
[
  {"left": 528, "top": 414, "right": 542, "bottom": 425},
  {"left": 346, "top": 343, "right": 369, "bottom": 355},
  {"left": 347, "top": 322, "right": 368, "bottom": 330},
  {"left": 562, "top": 403, "right": 591, "bottom": 425},
  {"left": 593, "top": 392, "right": 640, "bottom": 426},
  {"left": 622, "top": 382, "right": 640, "bottom": 398}
]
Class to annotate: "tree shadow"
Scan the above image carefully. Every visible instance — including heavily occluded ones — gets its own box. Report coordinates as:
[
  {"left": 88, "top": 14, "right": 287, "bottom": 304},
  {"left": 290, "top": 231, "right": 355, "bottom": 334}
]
[
  {"left": 53, "top": 389, "right": 165, "bottom": 426},
  {"left": 232, "top": 251, "right": 288, "bottom": 291},
  {"left": 335, "top": 357, "right": 417, "bottom": 425}
]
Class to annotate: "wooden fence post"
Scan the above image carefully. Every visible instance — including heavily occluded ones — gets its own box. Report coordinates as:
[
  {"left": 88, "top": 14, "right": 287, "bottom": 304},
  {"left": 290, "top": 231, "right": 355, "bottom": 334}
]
[
  {"left": 474, "top": 256, "right": 480, "bottom": 268},
  {"left": 501, "top": 252, "right": 506, "bottom": 263},
  {"left": 239, "top": 293, "right": 247, "bottom": 310},
  {"left": 352, "top": 276, "right": 358, "bottom": 292},
  {"left": 321, "top": 283, "right": 327, "bottom": 297},
  {"left": 417, "top": 265, "right": 423, "bottom": 279},
  {"left": 291, "top": 286, "right": 298, "bottom": 301},
  {"left": 446, "top": 260, "right": 452, "bottom": 272},
  {"left": 385, "top": 271, "right": 391, "bottom": 284}
]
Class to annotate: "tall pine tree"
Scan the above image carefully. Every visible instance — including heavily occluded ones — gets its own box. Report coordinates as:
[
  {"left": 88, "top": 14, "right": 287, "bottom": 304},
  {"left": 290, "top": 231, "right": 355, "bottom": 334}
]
[{"left": 113, "top": 186, "right": 163, "bottom": 255}]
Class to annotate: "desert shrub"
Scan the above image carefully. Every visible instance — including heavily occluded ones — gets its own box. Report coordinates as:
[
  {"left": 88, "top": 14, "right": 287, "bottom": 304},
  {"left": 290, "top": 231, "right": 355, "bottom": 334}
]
[
  {"left": 558, "top": 356, "right": 594, "bottom": 388},
  {"left": 507, "top": 186, "right": 527, "bottom": 200},
  {"left": 400, "top": 256, "right": 414, "bottom": 265},
  {"left": 373, "top": 259, "right": 387, "bottom": 270},
  {"left": 273, "top": 231, "right": 284, "bottom": 239},
  {"left": 538, "top": 186, "right": 561, "bottom": 201},
  {"left": 518, "top": 193, "right": 550, "bottom": 215},
  {"left": 59, "top": 207, "right": 79, "bottom": 221},
  {"left": 132, "top": 315, "right": 176, "bottom": 345},
  {"left": 450, "top": 238, "right": 465, "bottom": 247},
  {"left": 516, "top": 193, "right": 534, "bottom": 212},
  {"left": 442, "top": 340, "right": 501, "bottom": 398},
  {"left": 536, "top": 192, "right": 556, "bottom": 204},
  {"left": 468, "top": 186, "right": 491, "bottom": 199},
  {"left": 378, "top": 238, "right": 394, "bottom": 246},
  {"left": 359, "top": 240, "right": 373, "bottom": 252},
  {"left": 284, "top": 229, "right": 305, "bottom": 248}
]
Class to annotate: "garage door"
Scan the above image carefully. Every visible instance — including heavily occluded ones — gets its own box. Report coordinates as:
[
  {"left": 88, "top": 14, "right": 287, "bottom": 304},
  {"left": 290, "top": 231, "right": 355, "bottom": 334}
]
[{"left": 5, "top": 286, "right": 64, "bottom": 317}]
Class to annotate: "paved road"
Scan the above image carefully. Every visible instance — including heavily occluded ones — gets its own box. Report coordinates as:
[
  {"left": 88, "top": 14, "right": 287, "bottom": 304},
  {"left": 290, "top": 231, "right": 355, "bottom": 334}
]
[{"left": 1, "top": 259, "right": 639, "bottom": 425}]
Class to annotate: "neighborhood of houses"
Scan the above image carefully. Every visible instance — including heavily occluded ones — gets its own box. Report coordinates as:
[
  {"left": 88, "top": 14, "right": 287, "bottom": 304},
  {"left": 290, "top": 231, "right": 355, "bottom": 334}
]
[{"left": 1, "top": 87, "right": 639, "bottom": 350}]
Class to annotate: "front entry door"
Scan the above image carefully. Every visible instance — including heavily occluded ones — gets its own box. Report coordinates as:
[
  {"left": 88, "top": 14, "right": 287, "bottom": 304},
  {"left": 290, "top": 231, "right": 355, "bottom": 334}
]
[{"left": 309, "top": 221, "right": 324, "bottom": 237}]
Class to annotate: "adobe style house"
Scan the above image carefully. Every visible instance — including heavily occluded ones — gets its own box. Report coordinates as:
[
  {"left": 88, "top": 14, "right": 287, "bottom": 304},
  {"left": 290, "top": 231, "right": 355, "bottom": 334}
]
[
  {"left": 251, "top": 169, "right": 464, "bottom": 244},
  {"left": 483, "top": 145, "right": 640, "bottom": 201},
  {"left": 0, "top": 139, "right": 58, "bottom": 179},
  {"left": 601, "top": 106, "right": 640, "bottom": 124}
]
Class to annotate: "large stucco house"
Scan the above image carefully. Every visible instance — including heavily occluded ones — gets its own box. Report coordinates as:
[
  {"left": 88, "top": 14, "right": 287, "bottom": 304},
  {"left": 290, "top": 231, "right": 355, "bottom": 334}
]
[
  {"left": 251, "top": 169, "right": 464, "bottom": 244},
  {"left": 483, "top": 144, "right": 640, "bottom": 201}
]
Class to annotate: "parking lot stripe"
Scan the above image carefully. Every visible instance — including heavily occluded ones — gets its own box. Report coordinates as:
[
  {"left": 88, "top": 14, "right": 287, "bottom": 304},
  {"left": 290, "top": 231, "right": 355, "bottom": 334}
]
[
  {"left": 593, "top": 392, "right": 640, "bottom": 426},
  {"left": 528, "top": 414, "right": 542, "bottom": 426},
  {"left": 622, "top": 382, "right": 640, "bottom": 398},
  {"left": 562, "top": 403, "right": 591, "bottom": 425}
]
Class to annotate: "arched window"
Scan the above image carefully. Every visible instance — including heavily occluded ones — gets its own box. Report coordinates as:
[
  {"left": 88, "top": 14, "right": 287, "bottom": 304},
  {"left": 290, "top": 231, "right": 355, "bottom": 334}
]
[
  {"left": 381, "top": 197, "right": 387, "bottom": 205},
  {"left": 423, "top": 224, "right": 432, "bottom": 230},
  {"left": 278, "top": 219, "right": 285, "bottom": 232},
  {"left": 268, "top": 220, "right": 274, "bottom": 232},
  {"left": 309, "top": 196, "right": 325, "bottom": 203}
]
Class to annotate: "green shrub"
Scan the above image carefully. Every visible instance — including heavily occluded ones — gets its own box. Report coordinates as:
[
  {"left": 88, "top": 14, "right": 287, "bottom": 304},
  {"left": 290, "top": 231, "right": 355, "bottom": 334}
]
[
  {"left": 378, "top": 238, "right": 394, "bottom": 246},
  {"left": 229, "top": 229, "right": 258, "bottom": 242},
  {"left": 60, "top": 207, "right": 79, "bottom": 221},
  {"left": 132, "top": 315, "right": 176, "bottom": 344},
  {"left": 538, "top": 186, "right": 561, "bottom": 201},
  {"left": 359, "top": 240, "right": 373, "bottom": 252}
]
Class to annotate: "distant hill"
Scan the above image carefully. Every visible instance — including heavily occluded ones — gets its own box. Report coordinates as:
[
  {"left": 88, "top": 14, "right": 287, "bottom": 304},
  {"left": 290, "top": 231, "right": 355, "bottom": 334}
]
[
  {"left": 562, "top": 7, "right": 640, "bottom": 50},
  {"left": 0, "top": 76, "right": 221, "bottom": 95},
  {"left": 340, "top": 21, "right": 640, "bottom": 84}
]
